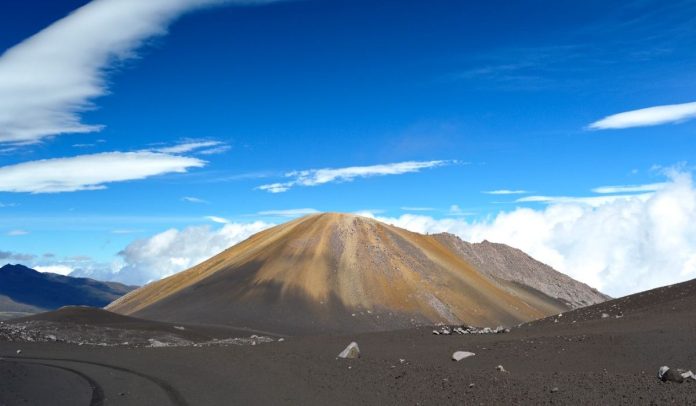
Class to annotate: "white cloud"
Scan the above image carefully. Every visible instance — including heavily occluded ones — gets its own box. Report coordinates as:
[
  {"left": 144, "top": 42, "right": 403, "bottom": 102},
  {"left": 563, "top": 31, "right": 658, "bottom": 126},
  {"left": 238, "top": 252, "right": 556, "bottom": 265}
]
[
  {"left": 369, "top": 170, "right": 696, "bottom": 297},
  {"left": 591, "top": 182, "right": 667, "bottom": 194},
  {"left": 113, "top": 221, "right": 273, "bottom": 284},
  {"left": 205, "top": 216, "right": 230, "bottom": 224},
  {"left": 257, "top": 208, "right": 319, "bottom": 217},
  {"left": 155, "top": 141, "right": 227, "bottom": 154},
  {"left": 589, "top": 101, "right": 696, "bottom": 130},
  {"left": 0, "top": 152, "right": 204, "bottom": 193},
  {"left": 6, "top": 230, "right": 29, "bottom": 236},
  {"left": 258, "top": 160, "right": 450, "bottom": 193},
  {"left": 182, "top": 196, "right": 208, "bottom": 204},
  {"left": 515, "top": 193, "right": 653, "bottom": 207},
  {"left": 400, "top": 207, "right": 435, "bottom": 212},
  {"left": 483, "top": 189, "right": 528, "bottom": 195},
  {"left": 0, "top": 0, "right": 272, "bottom": 144},
  {"left": 34, "top": 265, "right": 74, "bottom": 276}
]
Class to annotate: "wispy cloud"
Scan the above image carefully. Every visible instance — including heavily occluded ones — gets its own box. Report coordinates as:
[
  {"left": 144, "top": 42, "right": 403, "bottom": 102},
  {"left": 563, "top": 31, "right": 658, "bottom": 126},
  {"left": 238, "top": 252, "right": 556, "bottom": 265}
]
[
  {"left": 592, "top": 183, "right": 667, "bottom": 194},
  {"left": 483, "top": 189, "right": 528, "bottom": 195},
  {"left": 257, "top": 208, "right": 319, "bottom": 217},
  {"left": 400, "top": 207, "right": 435, "bottom": 212},
  {"left": 258, "top": 160, "right": 451, "bottom": 193},
  {"left": 0, "top": 0, "right": 273, "bottom": 144},
  {"left": 182, "top": 196, "right": 209, "bottom": 204},
  {"left": 155, "top": 140, "right": 229, "bottom": 155},
  {"left": 7, "top": 230, "right": 29, "bottom": 236},
  {"left": 205, "top": 216, "right": 230, "bottom": 224},
  {"left": 516, "top": 193, "right": 653, "bottom": 207},
  {"left": 589, "top": 101, "right": 696, "bottom": 130},
  {"left": 0, "top": 151, "right": 204, "bottom": 193}
]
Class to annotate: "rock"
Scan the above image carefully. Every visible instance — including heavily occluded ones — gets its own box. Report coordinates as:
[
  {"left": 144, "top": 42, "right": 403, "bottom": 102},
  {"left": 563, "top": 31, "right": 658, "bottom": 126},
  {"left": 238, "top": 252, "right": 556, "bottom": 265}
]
[
  {"left": 278, "top": 338, "right": 285, "bottom": 342},
  {"left": 658, "top": 366, "right": 684, "bottom": 383},
  {"left": 496, "top": 365, "right": 507, "bottom": 372},
  {"left": 681, "top": 370, "right": 695, "bottom": 380},
  {"left": 338, "top": 342, "right": 360, "bottom": 359},
  {"left": 432, "top": 330, "right": 440, "bottom": 335},
  {"left": 16, "top": 349, "right": 21, "bottom": 355},
  {"left": 601, "top": 313, "right": 610, "bottom": 319},
  {"left": 551, "top": 387, "right": 559, "bottom": 393},
  {"left": 469, "top": 383, "right": 475, "bottom": 388},
  {"left": 452, "top": 351, "right": 475, "bottom": 361}
]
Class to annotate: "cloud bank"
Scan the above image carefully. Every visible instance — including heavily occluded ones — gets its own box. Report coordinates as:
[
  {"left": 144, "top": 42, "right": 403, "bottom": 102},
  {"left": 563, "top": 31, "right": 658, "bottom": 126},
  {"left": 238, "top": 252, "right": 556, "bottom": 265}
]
[
  {"left": 114, "top": 221, "right": 272, "bottom": 285},
  {"left": 373, "top": 170, "right": 696, "bottom": 297},
  {"left": 258, "top": 160, "right": 450, "bottom": 193},
  {"left": 0, "top": 151, "right": 204, "bottom": 193},
  {"left": 589, "top": 101, "right": 696, "bottom": 130},
  {"left": 0, "top": 0, "right": 268, "bottom": 144}
]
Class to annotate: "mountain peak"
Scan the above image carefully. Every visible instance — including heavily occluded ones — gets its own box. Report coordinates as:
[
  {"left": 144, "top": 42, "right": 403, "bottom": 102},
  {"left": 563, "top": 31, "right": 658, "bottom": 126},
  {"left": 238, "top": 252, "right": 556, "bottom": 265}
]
[{"left": 108, "top": 214, "right": 607, "bottom": 334}]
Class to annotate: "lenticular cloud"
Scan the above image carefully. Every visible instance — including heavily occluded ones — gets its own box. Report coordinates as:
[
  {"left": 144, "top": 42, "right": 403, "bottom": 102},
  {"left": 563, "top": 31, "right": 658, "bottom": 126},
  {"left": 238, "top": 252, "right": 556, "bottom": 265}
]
[{"left": 0, "top": 0, "right": 270, "bottom": 144}]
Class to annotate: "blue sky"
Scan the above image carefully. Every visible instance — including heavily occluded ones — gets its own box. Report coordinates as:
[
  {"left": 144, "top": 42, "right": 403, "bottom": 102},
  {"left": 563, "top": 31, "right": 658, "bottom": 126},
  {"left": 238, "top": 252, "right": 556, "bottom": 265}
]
[{"left": 1, "top": 0, "right": 696, "bottom": 295}]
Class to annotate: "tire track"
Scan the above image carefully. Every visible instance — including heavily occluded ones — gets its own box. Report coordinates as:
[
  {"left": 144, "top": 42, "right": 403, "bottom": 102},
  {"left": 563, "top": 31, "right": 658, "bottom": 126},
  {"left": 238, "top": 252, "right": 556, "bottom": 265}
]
[{"left": 2, "top": 356, "right": 186, "bottom": 406}]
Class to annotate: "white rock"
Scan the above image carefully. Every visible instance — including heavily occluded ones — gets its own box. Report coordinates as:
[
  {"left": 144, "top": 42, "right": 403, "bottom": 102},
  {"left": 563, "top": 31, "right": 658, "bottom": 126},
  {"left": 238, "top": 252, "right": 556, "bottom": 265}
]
[
  {"left": 601, "top": 313, "right": 610, "bottom": 319},
  {"left": 338, "top": 342, "right": 360, "bottom": 359},
  {"left": 496, "top": 365, "right": 507, "bottom": 372},
  {"left": 658, "top": 366, "right": 670, "bottom": 380},
  {"left": 681, "top": 370, "right": 696, "bottom": 380},
  {"left": 278, "top": 338, "right": 285, "bottom": 342},
  {"left": 432, "top": 330, "right": 440, "bottom": 335},
  {"left": 16, "top": 349, "right": 21, "bottom": 355},
  {"left": 452, "top": 351, "right": 475, "bottom": 361}
]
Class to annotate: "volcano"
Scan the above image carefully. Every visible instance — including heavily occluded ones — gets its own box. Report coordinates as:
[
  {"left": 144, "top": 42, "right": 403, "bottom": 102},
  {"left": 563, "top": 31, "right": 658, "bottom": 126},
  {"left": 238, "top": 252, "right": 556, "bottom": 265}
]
[{"left": 108, "top": 213, "right": 606, "bottom": 334}]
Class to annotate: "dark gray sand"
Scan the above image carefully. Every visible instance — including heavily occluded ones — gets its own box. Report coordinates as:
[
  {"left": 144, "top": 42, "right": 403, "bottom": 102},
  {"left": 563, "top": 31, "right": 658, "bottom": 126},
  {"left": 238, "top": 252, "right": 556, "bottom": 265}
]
[{"left": 2, "top": 278, "right": 696, "bottom": 405}]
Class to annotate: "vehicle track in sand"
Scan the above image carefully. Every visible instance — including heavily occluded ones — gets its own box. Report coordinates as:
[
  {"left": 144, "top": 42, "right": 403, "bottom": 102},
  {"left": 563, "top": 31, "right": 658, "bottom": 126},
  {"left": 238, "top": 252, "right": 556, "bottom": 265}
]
[{"left": 2, "top": 355, "right": 187, "bottom": 406}]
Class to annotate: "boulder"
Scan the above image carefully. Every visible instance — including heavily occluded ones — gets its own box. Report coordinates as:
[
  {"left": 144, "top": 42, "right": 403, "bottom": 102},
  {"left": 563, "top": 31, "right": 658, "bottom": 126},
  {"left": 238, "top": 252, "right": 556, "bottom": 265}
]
[
  {"left": 338, "top": 342, "right": 360, "bottom": 359},
  {"left": 452, "top": 351, "right": 475, "bottom": 361}
]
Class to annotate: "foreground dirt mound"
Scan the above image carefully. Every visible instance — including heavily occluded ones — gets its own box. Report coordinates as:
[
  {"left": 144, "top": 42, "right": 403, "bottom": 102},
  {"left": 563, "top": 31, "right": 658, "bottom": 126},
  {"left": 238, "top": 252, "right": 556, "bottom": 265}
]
[{"left": 109, "top": 213, "right": 605, "bottom": 334}]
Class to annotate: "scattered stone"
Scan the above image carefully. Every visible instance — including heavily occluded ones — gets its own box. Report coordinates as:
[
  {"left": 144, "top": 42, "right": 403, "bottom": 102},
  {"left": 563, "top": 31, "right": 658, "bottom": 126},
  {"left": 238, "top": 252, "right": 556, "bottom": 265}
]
[
  {"left": 173, "top": 326, "right": 185, "bottom": 331},
  {"left": 338, "top": 342, "right": 360, "bottom": 359},
  {"left": 551, "top": 387, "right": 559, "bottom": 393},
  {"left": 452, "top": 351, "right": 475, "bottom": 361},
  {"left": 495, "top": 365, "right": 507, "bottom": 373},
  {"left": 432, "top": 330, "right": 440, "bottom": 335},
  {"left": 16, "top": 349, "right": 21, "bottom": 355},
  {"left": 469, "top": 383, "right": 475, "bottom": 388},
  {"left": 278, "top": 338, "right": 285, "bottom": 342},
  {"left": 681, "top": 370, "right": 696, "bottom": 380},
  {"left": 658, "top": 366, "right": 684, "bottom": 383},
  {"left": 601, "top": 313, "right": 610, "bottom": 319}
]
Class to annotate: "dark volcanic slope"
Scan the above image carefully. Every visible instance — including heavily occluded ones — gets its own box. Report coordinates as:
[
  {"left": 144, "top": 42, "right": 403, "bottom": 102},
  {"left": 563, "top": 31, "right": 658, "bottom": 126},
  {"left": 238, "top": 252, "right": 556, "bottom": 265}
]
[
  {"left": 434, "top": 235, "right": 610, "bottom": 308},
  {"left": 0, "top": 264, "right": 135, "bottom": 317},
  {"left": 2, "top": 278, "right": 695, "bottom": 405},
  {"left": 109, "top": 213, "right": 606, "bottom": 335}
]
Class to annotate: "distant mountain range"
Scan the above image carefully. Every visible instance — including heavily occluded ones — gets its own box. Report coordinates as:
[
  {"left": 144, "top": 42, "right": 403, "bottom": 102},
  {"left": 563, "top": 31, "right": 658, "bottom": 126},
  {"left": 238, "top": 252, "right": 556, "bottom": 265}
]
[
  {"left": 0, "top": 264, "right": 136, "bottom": 320},
  {"left": 108, "top": 213, "right": 608, "bottom": 334}
]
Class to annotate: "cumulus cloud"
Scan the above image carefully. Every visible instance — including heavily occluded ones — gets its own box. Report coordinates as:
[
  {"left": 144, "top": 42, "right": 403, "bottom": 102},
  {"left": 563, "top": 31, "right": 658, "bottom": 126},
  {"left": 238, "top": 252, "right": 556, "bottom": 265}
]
[
  {"left": 589, "top": 101, "right": 696, "bottom": 130},
  {"left": 0, "top": 151, "right": 204, "bottom": 193},
  {"left": 367, "top": 170, "right": 696, "bottom": 297},
  {"left": 6, "top": 230, "right": 29, "bottom": 236},
  {"left": 0, "top": 0, "right": 272, "bottom": 144},
  {"left": 258, "top": 160, "right": 450, "bottom": 193},
  {"left": 34, "top": 265, "right": 74, "bottom": 276},
  {"left": 113, "top": 221, "right": 273, "bottom": 285}
]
